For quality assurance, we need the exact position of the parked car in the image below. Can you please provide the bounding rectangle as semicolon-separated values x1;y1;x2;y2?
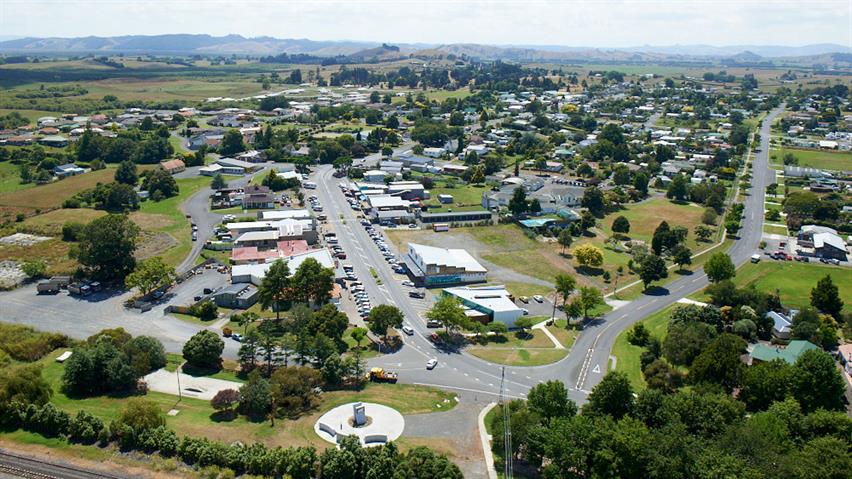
427;319;442;328
401;280;414;287
409;291;426;299
532;295;544;303
518;296;529;304
428;333;442;344
231;333;243;342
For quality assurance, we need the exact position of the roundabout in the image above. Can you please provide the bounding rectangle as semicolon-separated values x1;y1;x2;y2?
314;402;405;447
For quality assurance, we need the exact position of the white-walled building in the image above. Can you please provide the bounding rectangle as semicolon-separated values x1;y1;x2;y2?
443;285;524;327
404;243;487;286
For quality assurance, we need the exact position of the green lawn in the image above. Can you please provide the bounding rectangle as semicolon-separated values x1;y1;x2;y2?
773;147;851;171
466;327;569;366
600;198;707;252
610;305;675;390
0;161;32;194
137;175;212;266
723;261;852;311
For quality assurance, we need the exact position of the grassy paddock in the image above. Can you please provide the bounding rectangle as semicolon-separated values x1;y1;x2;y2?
610;305;675;390
772;146;851;171
727;261;852;311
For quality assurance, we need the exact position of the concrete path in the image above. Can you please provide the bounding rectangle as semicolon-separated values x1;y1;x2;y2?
533;319;565;349
143;369;243;401
478;403;498;479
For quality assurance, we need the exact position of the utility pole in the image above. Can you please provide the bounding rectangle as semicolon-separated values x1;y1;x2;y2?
500;367;513;479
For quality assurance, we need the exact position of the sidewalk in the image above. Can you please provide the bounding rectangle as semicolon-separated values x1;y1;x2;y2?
533;319;565;349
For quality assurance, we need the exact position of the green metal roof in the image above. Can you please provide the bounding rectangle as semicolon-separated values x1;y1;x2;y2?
751;340;818;364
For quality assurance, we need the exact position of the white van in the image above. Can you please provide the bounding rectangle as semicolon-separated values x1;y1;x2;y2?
303;181;317;189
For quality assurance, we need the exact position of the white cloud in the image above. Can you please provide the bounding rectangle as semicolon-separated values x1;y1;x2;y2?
1;0;849;47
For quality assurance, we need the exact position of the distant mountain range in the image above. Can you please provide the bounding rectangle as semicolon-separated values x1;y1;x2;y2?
0;34;849;63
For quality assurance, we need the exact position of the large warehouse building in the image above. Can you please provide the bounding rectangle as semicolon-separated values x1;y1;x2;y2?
404;243;487;286
443;285;524;327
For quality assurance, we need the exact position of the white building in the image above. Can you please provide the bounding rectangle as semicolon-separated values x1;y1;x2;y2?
231;249;337;285
443;285;524;327
423;147;446;158
404;243;487;286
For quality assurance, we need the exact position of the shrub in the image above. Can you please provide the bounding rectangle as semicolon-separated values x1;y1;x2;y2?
189;300;218;320
118;398;165;432
61;221;86;241
182;330;224;369
68;410;105;444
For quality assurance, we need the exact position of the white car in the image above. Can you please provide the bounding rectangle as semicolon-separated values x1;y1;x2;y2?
532;295;544;303
401;280;414;287
402;325;415;336
426;358;438;370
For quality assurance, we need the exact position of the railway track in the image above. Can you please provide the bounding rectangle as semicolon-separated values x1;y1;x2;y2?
0;450;125;479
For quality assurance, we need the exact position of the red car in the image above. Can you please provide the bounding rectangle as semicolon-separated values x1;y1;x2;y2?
429;333;442;344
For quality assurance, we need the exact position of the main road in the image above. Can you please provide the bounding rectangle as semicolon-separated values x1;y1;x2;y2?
314;105;783;402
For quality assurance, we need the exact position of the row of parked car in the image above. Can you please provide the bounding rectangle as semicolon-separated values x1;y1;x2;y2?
362;221;407;274
342;264;372;318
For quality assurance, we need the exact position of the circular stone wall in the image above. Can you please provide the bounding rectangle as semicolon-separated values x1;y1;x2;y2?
314;402;405;446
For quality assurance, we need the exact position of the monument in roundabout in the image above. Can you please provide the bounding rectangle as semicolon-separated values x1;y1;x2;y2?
314;402;405;447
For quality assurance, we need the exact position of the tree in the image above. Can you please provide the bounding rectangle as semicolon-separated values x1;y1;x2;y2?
695;224;714;242
427;295;468;333
220;129;246;156
739;359;792;411
611;215;630;235
701;208;718;225
633;172;649;196
0;364;52;406
210;389;240;417
663;321;717;366
576;286;604;319
182;330;224;369
574;244;604;268
643;359;684;393
269;366;322;418
792;349;846;413
239;370;270;420
104;183;139;211
114;160;138;186
705;252;735;283
527;380;576;421
141;169;179;199
810;275;843;319
394;447;463;479
290;258;335;306
508;186;528;216
666;174;689;201
671;245;692;271
211;173;227;190
651;221;676;255
581;187;606;217
77;214;139;281
124;256;176;296
583;371;634;419
349;327;368;349
118;398;165;432
368;305;404;342
257;259;291;321
554;274;576;314
689;333;746;392
639;254;668;290
21;260;47;279
557;228;573;255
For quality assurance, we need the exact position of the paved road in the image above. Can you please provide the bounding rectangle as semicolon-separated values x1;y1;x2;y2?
560;105;784;394
314;105;784;403
176;164;272;273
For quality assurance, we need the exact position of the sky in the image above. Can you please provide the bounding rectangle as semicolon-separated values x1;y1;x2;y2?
1;0;850;48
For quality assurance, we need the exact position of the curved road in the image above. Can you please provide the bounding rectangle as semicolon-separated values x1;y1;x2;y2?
317;105;783;403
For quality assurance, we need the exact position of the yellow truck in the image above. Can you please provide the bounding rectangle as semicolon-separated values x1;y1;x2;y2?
367;367;398;383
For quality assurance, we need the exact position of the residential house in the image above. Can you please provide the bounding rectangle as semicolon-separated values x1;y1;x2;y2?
159;159;186;175
750;340;818;365
53;163;86;178
241;185;275;209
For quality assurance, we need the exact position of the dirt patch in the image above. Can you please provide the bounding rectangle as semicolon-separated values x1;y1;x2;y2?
129;212;175;230
135;232;178;260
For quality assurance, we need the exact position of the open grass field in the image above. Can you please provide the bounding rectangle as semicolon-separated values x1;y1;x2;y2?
726;261;852;311
136;175;212;266
546;319;578;349
611;305;674;390
0;161;33;194
771;146;852;171
0;167;117;217
34;349;456;451
600;197;707;252
0;108;66;124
